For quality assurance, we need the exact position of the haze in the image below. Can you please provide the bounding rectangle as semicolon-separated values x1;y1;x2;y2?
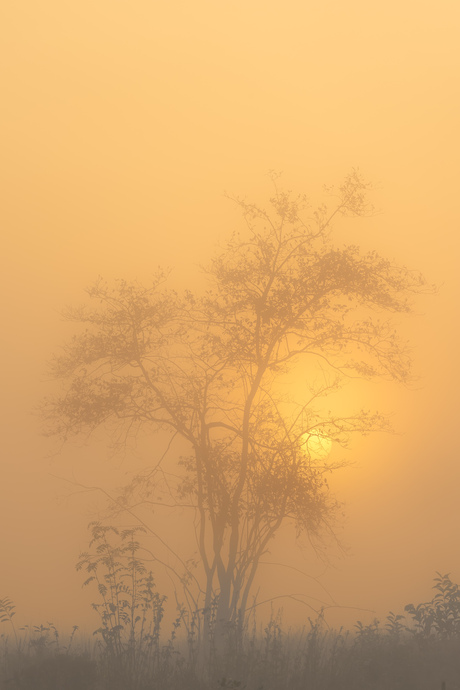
1;0;459;634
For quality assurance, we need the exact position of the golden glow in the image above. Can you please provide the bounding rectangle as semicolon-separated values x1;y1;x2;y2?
301;431;333;460
0;0;459;636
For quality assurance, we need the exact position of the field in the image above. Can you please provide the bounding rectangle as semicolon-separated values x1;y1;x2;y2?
1;573;459;690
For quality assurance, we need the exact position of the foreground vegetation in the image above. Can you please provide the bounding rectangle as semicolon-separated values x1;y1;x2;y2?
1;554;460;690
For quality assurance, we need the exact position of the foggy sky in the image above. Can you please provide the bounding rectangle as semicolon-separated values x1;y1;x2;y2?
1;0;459;633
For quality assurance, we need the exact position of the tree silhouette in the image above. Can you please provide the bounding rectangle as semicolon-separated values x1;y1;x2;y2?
44;171;427;638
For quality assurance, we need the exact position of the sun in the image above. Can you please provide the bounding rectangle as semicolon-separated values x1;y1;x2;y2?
301;431;332;460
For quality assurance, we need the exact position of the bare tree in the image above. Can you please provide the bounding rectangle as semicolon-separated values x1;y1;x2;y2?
43;171;427;639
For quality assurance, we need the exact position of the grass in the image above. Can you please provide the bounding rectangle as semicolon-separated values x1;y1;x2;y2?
0;613;459;689
1;526;459;689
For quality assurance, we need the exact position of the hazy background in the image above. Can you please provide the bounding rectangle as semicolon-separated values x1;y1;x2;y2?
1;0;459;633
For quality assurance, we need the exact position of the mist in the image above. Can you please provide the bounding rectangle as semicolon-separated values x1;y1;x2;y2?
1;1;460;687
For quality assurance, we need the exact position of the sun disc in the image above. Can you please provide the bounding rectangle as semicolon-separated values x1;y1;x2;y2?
301;431;332;460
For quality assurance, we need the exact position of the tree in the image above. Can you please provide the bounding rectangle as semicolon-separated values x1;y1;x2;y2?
43;171;427;639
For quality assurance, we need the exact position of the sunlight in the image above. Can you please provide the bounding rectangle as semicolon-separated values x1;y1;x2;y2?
301;431;332;460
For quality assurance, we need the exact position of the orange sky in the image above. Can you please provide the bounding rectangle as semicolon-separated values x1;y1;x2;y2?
1;0;459;634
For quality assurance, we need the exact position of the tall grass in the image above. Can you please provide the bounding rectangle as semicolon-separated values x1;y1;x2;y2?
1;526;459;690
1;612;458;689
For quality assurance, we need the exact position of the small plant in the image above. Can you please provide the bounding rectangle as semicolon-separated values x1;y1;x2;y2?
0;597;18;646
354;618;380;644
405;572;460;639
76;522;170;689
385;611;406;638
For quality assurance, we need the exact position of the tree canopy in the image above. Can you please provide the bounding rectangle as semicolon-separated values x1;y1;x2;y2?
44;171;427;635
